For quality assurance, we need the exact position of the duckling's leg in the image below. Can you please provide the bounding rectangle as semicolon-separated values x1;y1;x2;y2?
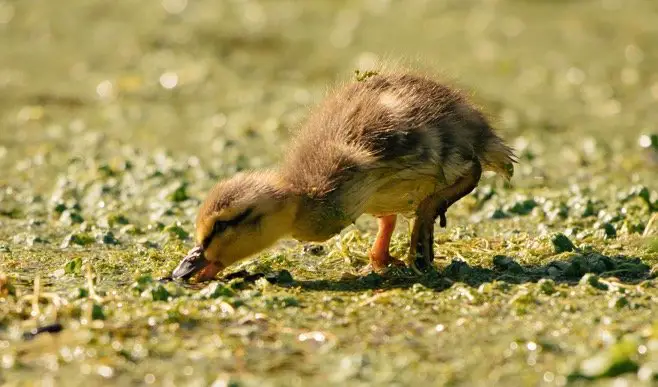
408;197;440;273
409;161;482;273
435;160;483;229
368;215;405;272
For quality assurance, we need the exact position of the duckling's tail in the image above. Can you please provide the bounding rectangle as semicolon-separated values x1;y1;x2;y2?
480;135;517;181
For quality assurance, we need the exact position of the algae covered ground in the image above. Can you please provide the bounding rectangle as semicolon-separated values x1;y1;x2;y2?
1;0;658;385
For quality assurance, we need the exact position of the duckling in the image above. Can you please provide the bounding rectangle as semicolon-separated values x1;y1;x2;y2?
172;71;516;281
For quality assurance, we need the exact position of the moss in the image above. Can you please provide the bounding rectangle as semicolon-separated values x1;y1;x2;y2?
197;282;235;299
64;257;83;274
573;336;641;379
1;1;658;385
551;233;576;253
166;183;190;203
354;69;379;82
164;224;190;240
61;232;96;248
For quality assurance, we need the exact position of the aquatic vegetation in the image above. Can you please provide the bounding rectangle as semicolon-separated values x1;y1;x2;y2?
1;0;658;385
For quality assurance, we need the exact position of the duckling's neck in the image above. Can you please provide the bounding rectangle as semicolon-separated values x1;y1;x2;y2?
280;169;380;242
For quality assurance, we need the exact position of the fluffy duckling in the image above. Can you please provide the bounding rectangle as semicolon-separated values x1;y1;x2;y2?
172;71;515;281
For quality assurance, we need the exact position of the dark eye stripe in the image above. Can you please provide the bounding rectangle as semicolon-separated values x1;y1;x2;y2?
228;208;253;226
202;208;254;248
245;214;263;226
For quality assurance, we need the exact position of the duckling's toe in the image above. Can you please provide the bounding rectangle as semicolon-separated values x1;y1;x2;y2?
359;259;407;276
438;209;447;228
369;250;401;269
410;259;437;275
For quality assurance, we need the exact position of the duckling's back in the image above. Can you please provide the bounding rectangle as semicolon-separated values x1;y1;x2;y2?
282;72;515;199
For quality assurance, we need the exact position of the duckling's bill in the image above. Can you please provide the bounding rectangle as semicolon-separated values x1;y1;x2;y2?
172;246;224;281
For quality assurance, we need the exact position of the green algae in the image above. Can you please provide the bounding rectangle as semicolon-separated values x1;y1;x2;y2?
1;0;658;386
551;233;576;253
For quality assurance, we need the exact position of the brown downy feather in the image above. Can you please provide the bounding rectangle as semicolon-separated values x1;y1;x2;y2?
179;68;518;278
480;134;517;181
282;69;516;197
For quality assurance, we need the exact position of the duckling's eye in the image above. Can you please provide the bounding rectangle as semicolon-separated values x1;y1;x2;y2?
202;208;254;248
213;221;228;234
202;221;227;248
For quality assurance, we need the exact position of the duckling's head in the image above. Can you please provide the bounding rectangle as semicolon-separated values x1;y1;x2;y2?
172;171;296;281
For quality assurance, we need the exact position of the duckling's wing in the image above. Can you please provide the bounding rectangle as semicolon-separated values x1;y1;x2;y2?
284;72;513;196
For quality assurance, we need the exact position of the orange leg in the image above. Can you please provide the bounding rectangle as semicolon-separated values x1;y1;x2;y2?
369;215;404;272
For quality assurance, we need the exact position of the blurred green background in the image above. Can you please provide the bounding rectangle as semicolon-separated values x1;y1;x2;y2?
1;0;658;386
2;0;657;183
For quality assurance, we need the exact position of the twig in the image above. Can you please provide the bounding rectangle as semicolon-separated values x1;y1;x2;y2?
643;213;658;237
85;263;104;303
32;276;40;318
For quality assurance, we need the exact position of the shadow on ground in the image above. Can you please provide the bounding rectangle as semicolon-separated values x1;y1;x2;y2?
291;251;653;292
